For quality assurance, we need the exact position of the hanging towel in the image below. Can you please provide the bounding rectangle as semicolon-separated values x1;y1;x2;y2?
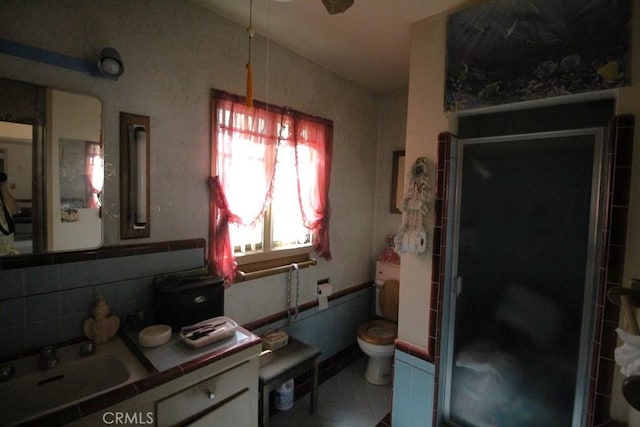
615;328;640;377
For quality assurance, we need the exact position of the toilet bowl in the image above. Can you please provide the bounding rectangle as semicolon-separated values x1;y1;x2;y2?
357;320;397;385
357;262;400;385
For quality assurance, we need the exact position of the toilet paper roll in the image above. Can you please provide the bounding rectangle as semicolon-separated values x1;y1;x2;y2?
398;229;428;253
408;230;419;252
413;229;427;253
317;283;333;311
401;232;409;251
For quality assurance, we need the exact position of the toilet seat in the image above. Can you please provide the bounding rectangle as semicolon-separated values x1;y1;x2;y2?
357;320;397;346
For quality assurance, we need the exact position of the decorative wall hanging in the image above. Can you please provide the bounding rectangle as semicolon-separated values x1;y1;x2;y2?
444;0;631;112
395;157;430;254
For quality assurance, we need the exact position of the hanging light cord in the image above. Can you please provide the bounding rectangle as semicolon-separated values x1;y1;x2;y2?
265;0;271;111
247;0;254;60
246;0;254;107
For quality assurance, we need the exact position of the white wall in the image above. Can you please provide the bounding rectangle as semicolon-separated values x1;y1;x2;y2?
374;89;408;256
399;12;452;350
0;0;389;326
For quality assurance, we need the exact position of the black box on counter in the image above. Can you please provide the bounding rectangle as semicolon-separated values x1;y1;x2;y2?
153;268;225;331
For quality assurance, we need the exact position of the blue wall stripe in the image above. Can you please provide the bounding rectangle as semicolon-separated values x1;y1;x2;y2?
0;38;111;79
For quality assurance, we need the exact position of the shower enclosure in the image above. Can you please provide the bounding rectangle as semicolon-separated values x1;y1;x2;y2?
440;128;604;427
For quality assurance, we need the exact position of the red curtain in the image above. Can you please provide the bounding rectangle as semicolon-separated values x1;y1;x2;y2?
209;90;332;284
214;96;280;227
292;116;332;260
85;142;103;208
208;176;238;285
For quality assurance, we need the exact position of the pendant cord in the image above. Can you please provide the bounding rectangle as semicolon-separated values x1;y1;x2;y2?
248;0;253;62
245;0;254;107
265;0;271;111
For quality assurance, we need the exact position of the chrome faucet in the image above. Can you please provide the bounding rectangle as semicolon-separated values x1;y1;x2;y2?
38;346;59;370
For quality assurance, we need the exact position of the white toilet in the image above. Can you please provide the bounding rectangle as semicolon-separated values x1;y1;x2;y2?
357;261;400;385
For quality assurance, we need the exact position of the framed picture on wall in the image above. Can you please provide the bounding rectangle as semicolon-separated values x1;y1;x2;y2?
390;150;405;214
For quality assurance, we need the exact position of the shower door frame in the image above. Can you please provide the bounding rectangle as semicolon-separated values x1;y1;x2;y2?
438;128;605;427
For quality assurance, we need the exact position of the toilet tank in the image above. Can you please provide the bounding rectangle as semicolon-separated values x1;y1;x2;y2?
376;261;400;282
374;261;400;317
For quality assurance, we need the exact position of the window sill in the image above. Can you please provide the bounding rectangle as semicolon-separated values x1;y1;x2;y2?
234;244;312;265
234;251;316;282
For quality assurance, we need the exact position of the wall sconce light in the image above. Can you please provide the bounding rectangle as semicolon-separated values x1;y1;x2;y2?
0;37;124;80
97;47;124;78
120;112;150;239
132;125;147;227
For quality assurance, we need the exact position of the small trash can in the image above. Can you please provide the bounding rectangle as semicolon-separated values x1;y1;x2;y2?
275;379;294;411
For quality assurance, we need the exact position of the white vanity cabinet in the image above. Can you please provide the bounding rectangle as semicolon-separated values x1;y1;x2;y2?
178;388;251;426
68;343;260;427
156;358;254;426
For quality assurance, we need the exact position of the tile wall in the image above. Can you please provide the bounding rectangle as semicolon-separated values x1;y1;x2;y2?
392;345;435;427
248;286;374;363
0;238;375;366
592;115;636;426
0;240;206;359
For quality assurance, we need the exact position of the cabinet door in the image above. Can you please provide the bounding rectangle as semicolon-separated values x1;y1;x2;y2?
157;361;251;426
186;390;251;427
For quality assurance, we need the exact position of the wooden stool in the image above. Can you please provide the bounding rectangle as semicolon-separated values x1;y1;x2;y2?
258;337;320;426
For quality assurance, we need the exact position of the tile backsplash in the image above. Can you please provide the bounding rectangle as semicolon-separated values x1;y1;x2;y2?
0;241;206;358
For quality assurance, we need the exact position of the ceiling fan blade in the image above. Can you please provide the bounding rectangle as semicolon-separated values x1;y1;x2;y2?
321;0;354;14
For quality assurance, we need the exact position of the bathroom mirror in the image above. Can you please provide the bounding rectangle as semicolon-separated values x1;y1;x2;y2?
0;77;103;256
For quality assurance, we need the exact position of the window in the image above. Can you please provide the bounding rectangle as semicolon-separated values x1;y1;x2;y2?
209;90;332;284
221;120;309;255
85;142;103;208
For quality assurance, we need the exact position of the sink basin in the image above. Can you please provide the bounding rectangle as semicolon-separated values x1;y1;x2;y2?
0;337;147;426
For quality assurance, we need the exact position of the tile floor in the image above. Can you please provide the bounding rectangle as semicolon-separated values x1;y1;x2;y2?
269;356;392;427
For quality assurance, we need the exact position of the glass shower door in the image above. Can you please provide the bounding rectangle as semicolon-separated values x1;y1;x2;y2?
444;129;603;427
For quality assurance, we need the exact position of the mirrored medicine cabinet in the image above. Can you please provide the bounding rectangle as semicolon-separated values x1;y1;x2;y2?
0;77;103;257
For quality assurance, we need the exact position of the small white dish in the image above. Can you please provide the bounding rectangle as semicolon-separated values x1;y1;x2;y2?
179;316;238;349
138;324;172;347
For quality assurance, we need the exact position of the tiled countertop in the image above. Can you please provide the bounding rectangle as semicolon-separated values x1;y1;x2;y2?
24;325;261;427
124;328;255;373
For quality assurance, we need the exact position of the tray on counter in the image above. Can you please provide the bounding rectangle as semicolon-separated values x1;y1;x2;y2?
178;316;238;349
